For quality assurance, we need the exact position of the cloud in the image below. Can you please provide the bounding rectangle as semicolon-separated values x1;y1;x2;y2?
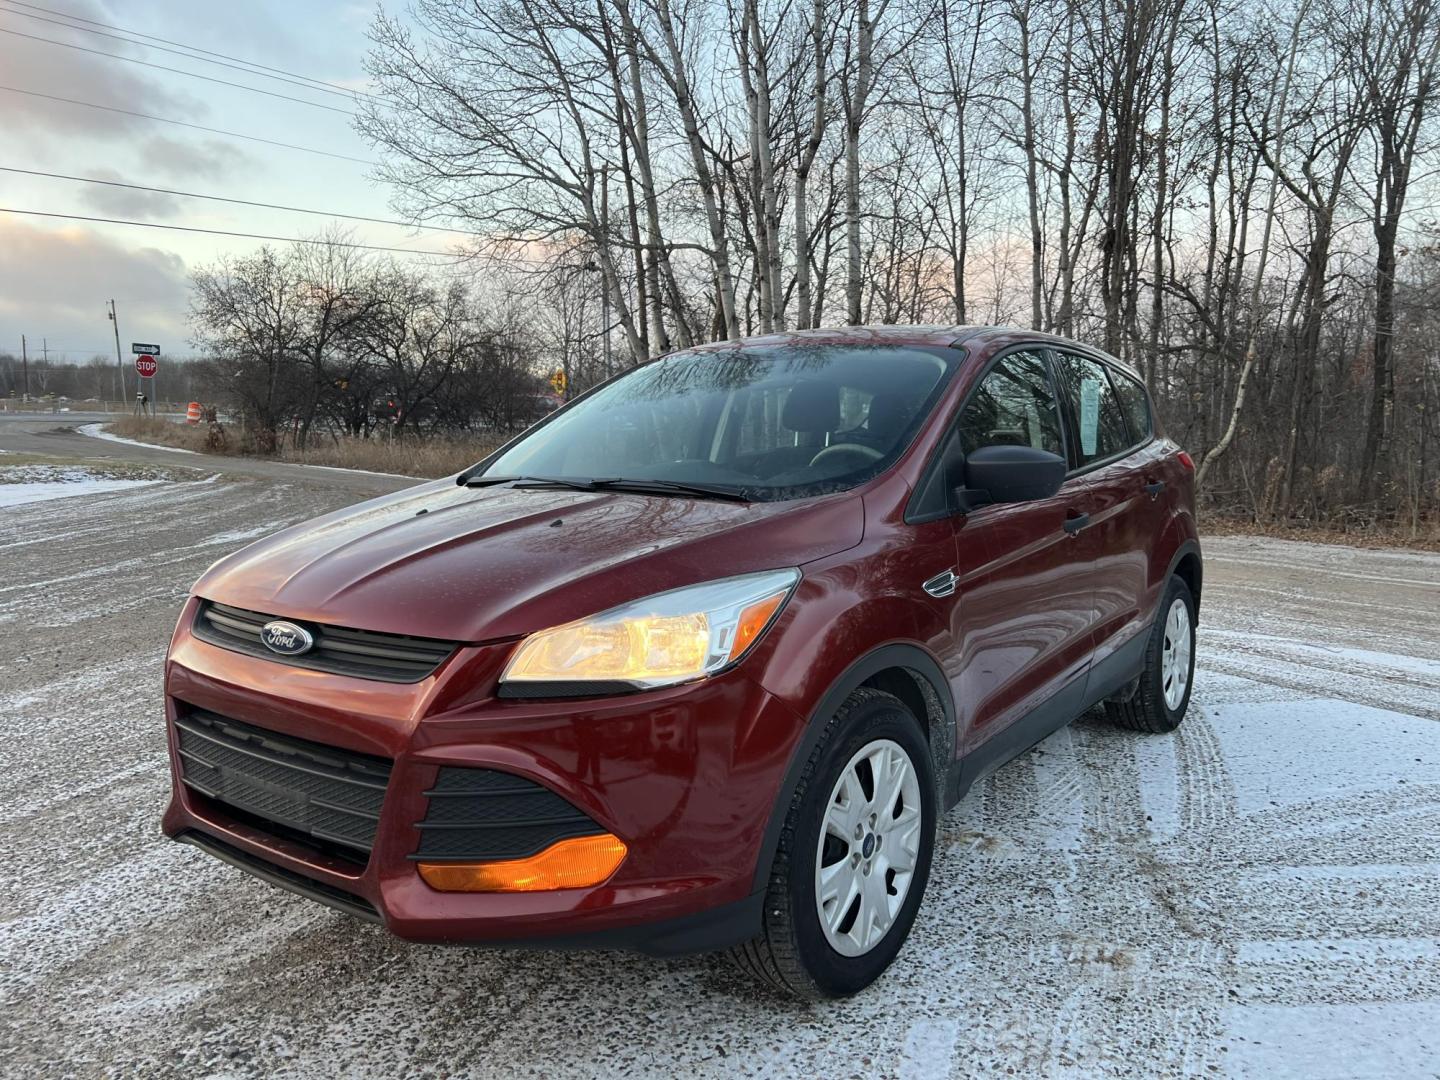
78;169;184;219
0;0;200;139
0;0;256;179
0;217;190;357
138;135;251;181
78;184;183;220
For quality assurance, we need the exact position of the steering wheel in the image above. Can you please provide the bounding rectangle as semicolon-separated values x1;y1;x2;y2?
808;443;884;472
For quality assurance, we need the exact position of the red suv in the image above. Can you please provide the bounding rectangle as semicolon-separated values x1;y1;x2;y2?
162;326;1200;998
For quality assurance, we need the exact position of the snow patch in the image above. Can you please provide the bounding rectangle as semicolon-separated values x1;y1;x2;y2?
1206;629;1440;680
1223;999;1440;1079
0;478;162;507
898;1018;961;1080
78;422;200;455
77;422;421;480
292;461;418;481
202;523;287;546
1204;697;1440;815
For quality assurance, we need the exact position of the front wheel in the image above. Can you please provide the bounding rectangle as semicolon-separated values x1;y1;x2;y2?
730;687;936;999
1105;575;1196;733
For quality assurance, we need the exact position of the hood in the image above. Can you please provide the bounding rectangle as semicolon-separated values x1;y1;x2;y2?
194;479;864;642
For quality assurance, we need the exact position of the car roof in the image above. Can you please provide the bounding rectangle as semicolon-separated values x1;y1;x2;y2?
681;325;979;352
678;325;1142;382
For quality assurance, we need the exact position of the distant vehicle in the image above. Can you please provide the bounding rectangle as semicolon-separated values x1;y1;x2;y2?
161;326;1200;998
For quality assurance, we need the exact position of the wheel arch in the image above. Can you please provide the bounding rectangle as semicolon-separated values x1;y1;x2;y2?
749;642;956;894
1166;538;1203;617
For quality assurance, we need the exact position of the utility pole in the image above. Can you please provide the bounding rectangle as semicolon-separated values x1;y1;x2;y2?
20;334;29;401
107;299;126;408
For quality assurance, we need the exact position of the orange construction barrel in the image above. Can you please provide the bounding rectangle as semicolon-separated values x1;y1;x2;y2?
186;402;202;424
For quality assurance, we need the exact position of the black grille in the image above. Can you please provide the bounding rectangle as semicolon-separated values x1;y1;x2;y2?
174;709;392;860
412;767;605;862
193;601;457;683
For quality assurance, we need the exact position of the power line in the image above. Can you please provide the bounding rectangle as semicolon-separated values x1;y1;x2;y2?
0;85;376;164
0;206;465;257
3;0;377;101
1;166;486;237
0;26;356;115
0;4;368;102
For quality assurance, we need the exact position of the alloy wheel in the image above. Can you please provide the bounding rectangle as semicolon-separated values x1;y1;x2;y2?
1161;596;1192;711
813;738;924;957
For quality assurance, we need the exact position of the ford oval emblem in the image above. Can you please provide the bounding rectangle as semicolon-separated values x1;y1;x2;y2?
260;619;315;656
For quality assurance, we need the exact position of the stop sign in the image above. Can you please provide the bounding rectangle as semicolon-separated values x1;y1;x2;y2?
135;354;158;378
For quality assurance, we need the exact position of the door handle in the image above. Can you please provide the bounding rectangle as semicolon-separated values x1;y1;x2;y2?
1063;512;1090;536
1144;480;1166;499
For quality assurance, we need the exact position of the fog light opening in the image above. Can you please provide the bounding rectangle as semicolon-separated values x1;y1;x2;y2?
417;833;628;892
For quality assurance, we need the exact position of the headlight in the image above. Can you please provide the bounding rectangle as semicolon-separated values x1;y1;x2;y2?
500;569;800;693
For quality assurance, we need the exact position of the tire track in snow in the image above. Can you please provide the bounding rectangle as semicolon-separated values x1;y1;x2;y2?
1173;709;1238;834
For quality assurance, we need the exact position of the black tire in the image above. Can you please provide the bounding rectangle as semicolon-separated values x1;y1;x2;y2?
730;687;936;999
1105;576;1196;733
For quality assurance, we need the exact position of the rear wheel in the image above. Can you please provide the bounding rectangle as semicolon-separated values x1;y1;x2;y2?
1105;575;1196;733
730;687;936;999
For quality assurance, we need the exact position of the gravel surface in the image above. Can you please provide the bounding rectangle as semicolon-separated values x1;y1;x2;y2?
2;424;1438;1079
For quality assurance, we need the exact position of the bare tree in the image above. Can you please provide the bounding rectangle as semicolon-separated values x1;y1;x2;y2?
1349;0;1440;500
1196;0;1313;489
190;246;305;449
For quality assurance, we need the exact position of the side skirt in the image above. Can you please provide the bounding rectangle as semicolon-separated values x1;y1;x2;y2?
943;628;1149;808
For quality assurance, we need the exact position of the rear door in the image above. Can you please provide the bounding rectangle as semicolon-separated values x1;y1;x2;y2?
943;348;1098;757
1048;351;1156;672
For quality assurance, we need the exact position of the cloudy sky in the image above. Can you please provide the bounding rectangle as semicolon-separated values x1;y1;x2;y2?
0;0;451;365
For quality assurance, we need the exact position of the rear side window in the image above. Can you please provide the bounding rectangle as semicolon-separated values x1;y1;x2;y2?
1054;353;1130;466
956;350;1065;458
1110;369;1152;444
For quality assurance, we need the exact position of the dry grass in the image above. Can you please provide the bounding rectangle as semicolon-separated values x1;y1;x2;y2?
274;435;496;478
1202;510;1440;552
107;416;212;452
102;417;497;479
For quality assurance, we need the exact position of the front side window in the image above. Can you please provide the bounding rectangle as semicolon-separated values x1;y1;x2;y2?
955;350;1065;457
474;344;960;501
1054;352;1130;466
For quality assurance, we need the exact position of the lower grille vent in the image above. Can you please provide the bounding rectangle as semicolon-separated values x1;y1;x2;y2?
412;767;605;861
175;710;392;859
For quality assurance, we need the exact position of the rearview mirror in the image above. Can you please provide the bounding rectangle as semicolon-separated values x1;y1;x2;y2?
955;445;1067;510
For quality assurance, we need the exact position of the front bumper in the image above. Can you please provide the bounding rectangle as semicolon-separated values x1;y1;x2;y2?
160;599;804;953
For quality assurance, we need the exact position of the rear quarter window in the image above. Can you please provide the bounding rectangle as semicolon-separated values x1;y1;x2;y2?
1110;369;1153;445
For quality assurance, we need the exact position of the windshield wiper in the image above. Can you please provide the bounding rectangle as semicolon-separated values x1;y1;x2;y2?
594;478;751;502
462;474;524;487
465;474;606;491
510;476;750;502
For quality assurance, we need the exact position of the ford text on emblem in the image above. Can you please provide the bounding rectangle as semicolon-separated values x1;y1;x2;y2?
260;620;315;656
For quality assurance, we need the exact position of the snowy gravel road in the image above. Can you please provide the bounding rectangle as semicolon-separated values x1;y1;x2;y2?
1;467;1438;1080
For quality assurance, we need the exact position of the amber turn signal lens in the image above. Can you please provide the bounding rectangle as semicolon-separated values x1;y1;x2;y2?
728;592;786;662
417;833;628;893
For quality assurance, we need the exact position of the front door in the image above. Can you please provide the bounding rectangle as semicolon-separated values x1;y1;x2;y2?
941;349;1098;760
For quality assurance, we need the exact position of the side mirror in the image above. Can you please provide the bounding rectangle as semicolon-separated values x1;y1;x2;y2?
955;445;1067;510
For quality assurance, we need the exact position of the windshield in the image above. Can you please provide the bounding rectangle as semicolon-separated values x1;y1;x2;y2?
472;343;962;501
